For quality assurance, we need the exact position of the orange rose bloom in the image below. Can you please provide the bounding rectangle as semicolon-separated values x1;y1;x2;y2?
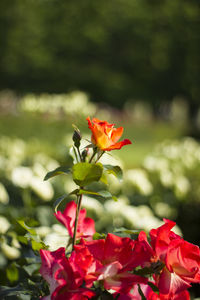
87;117;132;151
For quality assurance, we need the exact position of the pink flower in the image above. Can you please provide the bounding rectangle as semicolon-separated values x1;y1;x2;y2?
150;219;200;296
71;233;147;294
116;283;190;300
87;117;131;151
54;201;95;240
128;231;154;269
147;289;190;300
40;247;95;300
150;219;180;262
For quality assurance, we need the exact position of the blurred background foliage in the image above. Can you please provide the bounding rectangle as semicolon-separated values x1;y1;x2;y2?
0;0;200;119
0;93;200;298
0;0;200;298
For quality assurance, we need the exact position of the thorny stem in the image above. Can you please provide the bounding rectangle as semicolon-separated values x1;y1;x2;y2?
72;192;83;249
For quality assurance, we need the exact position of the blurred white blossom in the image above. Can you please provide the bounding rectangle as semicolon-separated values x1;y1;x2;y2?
174;176;190;198
1;242;21;260
11;166;33;188
0;216;10;234
20;91;97;118
124;169;153;196
0;182;9;204
104;198;162;232
30;176;54;201
82;196;104;217
44;224;70;251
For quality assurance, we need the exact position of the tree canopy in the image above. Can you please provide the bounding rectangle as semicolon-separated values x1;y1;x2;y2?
0;0;200;108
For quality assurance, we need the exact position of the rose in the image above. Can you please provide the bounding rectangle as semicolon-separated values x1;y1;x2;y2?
70;233;147;294
87;117;131;151
158;238;200;296
150;219;200;296
116;284;190;299
40;247;95;300
55;201;95;240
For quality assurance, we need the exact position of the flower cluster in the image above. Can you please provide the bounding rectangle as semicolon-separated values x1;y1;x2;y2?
39;117;200;299
40;201;200;299
20;91;96;118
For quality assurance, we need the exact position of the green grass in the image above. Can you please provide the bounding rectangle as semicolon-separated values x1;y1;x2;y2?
0;113;185;167
111;119;185;168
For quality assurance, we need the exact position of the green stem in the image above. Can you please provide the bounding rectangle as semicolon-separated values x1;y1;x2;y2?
72;192;83;249
73;146;79;163
95;150;105;163
89;147;97;163
77;147;82;162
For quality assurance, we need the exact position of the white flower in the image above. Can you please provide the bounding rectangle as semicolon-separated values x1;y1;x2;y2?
82;196;104;216
1;242;21;260
143;156;158;171
32;162;47;179
104;199;162;232
0;216;10;234
160;170;173;187
162;144;180;160
35;226;52;238
0;182;9;204
44;224;70;251
30;176;54;201
174;176;190;198
11;166;33;188
154;202;176;218
124;169;153;196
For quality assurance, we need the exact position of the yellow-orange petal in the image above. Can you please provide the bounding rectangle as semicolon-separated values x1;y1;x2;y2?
111;127;124;144
87;117;98;144
92;118;114;128
103;139;132;151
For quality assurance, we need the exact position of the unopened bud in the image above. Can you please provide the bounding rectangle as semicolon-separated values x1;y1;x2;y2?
72;129;82;148
81;149;88;161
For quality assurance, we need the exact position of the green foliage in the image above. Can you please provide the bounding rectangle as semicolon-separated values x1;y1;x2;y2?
0;111;200;297
0;0;200;107
103;165;123;181
72;162;103;186
18;220;47;251
0;285;31;298
53;194;70;213
44;166;71;181
6;263;19;283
